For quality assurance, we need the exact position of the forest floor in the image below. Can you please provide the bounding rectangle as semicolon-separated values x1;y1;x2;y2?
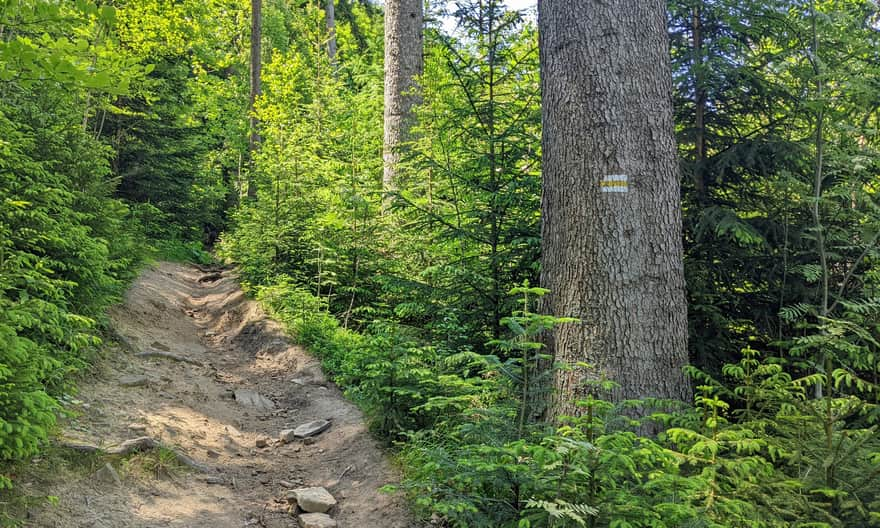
21;262;417;528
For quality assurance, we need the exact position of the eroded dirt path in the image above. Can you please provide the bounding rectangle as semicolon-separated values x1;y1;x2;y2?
30;262;415;528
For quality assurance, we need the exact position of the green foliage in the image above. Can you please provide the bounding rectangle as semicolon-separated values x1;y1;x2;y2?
218;1;387;324
670;0;880;372
392;0;541;346
0;0;146;489
256;278;497;440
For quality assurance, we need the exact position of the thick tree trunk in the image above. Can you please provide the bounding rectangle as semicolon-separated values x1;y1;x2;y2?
538;0;690;417
382;0;423;197
326;0;337;68
248;0;262;200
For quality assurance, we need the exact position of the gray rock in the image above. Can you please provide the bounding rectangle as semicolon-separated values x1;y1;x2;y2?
119;375;149;387
298;513;337;528
94;463;122;486
234;389;276;411
256;437;269;448
289;487;336;513
293;420;331;439
279;429;297;443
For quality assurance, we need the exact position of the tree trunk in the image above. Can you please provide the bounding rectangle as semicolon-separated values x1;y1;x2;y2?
538;0;690;417
248;0;262;200
692;3;707;201
382;0;423;197
326;0;337;69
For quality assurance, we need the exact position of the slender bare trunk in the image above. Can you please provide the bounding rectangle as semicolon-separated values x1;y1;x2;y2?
382;0;423;200
248;0;262;200
692;4;707;201
326;0;337;70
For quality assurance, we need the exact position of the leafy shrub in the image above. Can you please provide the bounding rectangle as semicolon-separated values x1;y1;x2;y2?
0;0;145;487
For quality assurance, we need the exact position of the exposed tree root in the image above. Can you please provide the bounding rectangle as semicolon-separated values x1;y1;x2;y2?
60;436;212;473
197;272;223;283
135;350;204;366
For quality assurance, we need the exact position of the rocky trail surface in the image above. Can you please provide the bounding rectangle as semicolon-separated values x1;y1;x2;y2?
27;263;416;528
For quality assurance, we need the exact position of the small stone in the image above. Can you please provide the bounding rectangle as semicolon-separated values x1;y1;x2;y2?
279;480;295;488
256;437;269;448
119;375;150;387
298;513;337;528
292;420;331;439
289;487;336;513
278;429;297;444
303;437;317;446
291;378;306;386
206;449;221;458
127;423;148;433
150;341;171;351
234;389;276;412
94;463;122;486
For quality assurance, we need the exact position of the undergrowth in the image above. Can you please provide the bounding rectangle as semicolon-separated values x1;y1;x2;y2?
254;277;880;528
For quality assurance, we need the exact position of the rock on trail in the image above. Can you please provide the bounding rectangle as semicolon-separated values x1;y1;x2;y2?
233;388;276;412
300;513;338;528
288;487;337;513
27;262;418;528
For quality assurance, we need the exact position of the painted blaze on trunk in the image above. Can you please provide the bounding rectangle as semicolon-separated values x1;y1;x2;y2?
538;0;691;418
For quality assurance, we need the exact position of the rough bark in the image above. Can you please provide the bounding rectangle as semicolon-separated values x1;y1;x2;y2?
382;0;423;196
248;0;262;200
326;0;337;69
538;0;691;417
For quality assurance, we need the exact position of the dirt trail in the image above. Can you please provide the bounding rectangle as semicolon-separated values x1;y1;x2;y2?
29;262;416;528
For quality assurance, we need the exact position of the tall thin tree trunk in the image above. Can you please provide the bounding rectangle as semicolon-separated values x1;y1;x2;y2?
326;0;337;70
248;0;262;200
382;0;423;200
539;0;691;417
692;3;707;201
